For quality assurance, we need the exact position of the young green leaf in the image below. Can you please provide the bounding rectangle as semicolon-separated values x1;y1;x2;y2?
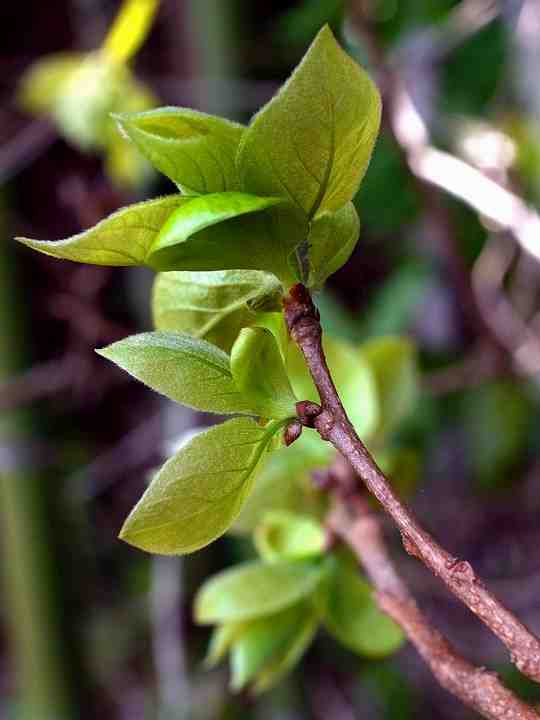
229;601;313;691
17;195;186;266
323;554;404;657
361;336;418;441
152;269;283;353
195;559;325;624
232;432;331;535
120;417;280;554
237;25;381;218
254;511;325;563
230;327;297;419
205;622;245;668
252;607;319;693
146;192;302;286
96;331;256;415
114;107;244;192
307;202;360;288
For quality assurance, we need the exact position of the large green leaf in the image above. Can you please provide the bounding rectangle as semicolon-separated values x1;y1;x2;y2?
287;336;379;440
146;191;304;285
229;601;314;691
17;195;186;266
230;327;297;420
152;269;282;353
237;25;381;218
361;336;418;441
307;202;359;288
323;554;404;657
120;417;280;554
254;511;325;563
96;331;255;415
195;559;325;624
114;107;244;192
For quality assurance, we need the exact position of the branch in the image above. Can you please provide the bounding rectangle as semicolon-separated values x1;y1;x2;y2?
284;283;540;684
327;493;538;720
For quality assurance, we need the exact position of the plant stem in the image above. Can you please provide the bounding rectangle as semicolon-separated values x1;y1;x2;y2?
284;283;540;685
326;482;538;720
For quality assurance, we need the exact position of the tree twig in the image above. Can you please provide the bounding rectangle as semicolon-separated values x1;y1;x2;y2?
284;283;540;684
327;492;538;720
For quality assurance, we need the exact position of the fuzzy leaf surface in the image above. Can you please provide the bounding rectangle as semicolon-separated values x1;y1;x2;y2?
195;560;325;624
231;327;297;419
115;107;244;192
237;25;381;218
120;417;278;554
17;195;186;266
152;269;282;352
97;331;255;415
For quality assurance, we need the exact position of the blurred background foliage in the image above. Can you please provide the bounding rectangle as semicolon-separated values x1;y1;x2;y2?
2;0;540;718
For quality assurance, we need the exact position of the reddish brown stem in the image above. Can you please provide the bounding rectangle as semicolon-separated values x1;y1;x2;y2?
328;497;538;720
284;283;540;684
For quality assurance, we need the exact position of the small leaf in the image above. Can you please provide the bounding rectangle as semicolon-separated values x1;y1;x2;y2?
237;25;381;218
232;432;332;535
252;607;318;693
307;202;360;288
97;331;255;415
102;0;159;65
254;511;325;562
195;560;325;624
18;53;84;115
361;336;418;441
205;622;245;668
17;195;186;266
120;417;280;554
229;602;313;691
152;269;283;352
323;553;404;657
115;107;244;192
287;336;379;440
231;327;297;419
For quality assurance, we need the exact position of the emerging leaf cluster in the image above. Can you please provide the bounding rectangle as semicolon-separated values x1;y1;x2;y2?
17;25;418;692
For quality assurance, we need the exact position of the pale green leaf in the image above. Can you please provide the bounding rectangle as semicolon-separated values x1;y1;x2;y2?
147;191;304;286
323;553;404;657
361;336;418;441
96;331;256;415
195;559;325;624
114;107;244;192
17;195;186;266
230;327;297;419
152;269;283;352
204;622;245;668
254;511;325;562
120;417;280;554
252;607;318;693
232;432;332;535
18;53;84;115
287;336;379;439
229;602;313;691
307;202;360;288
237;25;381;218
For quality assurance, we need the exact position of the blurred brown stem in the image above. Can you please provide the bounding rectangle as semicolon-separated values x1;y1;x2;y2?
327;489;538;720
284;283;540;686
